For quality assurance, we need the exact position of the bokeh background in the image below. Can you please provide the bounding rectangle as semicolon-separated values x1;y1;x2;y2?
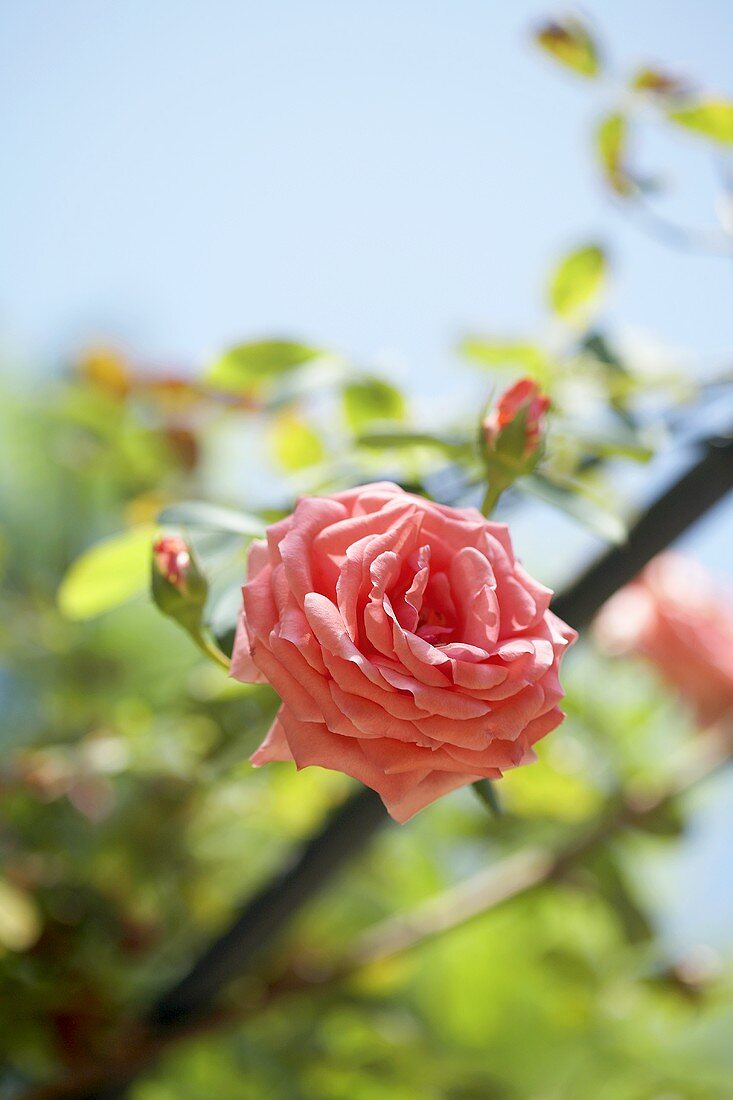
3;2;733;1097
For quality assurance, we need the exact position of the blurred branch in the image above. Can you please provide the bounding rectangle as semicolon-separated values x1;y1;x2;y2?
149;787;387;1028
24;431;733;1100
552;433;733;630
342;724;732;970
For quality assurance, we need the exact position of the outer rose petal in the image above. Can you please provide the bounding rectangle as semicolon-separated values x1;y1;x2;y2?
230;608;265;684
235;481;577;821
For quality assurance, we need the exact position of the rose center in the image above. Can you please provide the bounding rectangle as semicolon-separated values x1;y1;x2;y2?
416;603;454;644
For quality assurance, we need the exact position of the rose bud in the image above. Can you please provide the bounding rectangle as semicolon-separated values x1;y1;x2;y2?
151;535;208;630
153;535;191;591
482;378;550;475
594;552;733;730
231;482;576;822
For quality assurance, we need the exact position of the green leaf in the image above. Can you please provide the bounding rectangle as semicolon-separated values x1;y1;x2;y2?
534;17;600;78
0;878;42;952
548;245;607;321
357;427;470;456
595;113;633;196
58;525;155;620
458;338;550;379
157;501;266;537
521;473;627;544
581;332;629;375
472;779;503;817
342;377;406;432
668;99;733;144
270;413;325;471
205;340;322;393
566;425;653;463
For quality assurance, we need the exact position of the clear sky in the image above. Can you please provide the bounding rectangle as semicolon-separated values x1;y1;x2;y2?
3;0;733;951
2;0;733;383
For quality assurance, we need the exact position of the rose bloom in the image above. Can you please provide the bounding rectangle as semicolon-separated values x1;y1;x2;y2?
594;552;733;728
482;378;550;460
232;483;576;821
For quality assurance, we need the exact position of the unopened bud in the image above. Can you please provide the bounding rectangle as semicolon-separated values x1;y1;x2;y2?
153;535;191;592
482;378;550;475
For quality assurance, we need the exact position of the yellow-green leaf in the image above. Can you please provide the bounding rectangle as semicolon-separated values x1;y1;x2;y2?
631;67;686;97
58;525;155;620
596;113;633;196
0;879;42;952
534;17;600;78
668;99;733;144
342;377;406;432
206;340;322;394
458;338;552;381
269;413;325;472
548;245;607;321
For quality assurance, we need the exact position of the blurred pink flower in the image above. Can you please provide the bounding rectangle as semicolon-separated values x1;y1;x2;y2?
594;552;733;727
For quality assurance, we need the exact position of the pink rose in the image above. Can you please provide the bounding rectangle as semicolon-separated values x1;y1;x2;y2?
594;552;733;728
482;378;550;463
232;482;576;821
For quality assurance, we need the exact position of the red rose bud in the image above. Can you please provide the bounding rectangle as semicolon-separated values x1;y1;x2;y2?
151;535;228;669
153;535;191;592
483;379;550;462
151;534;208;630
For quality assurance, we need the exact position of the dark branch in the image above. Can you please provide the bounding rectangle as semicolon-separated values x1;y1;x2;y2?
150;786;387;1028
553;434;733;631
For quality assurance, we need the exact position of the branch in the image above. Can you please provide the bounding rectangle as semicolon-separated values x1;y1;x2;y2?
552;434;733;631
150;786;386;1028
343;726;732;970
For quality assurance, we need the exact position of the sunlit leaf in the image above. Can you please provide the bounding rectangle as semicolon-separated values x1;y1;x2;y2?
0;879;41;952
668;99;733;144
357;427;470;456
631;67;687;98
205;340;322;393
57;525;155;620
562;420;654;462
342;377;406;432
595;113;634;196
458;338;550;379
521;473;626;544
548;245;607;321
157;501;266;537
77;345;131;399
534;16;600;78
270;412;325;471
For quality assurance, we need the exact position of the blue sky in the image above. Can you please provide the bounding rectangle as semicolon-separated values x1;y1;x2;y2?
3;0;733;951
2;0;733;382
